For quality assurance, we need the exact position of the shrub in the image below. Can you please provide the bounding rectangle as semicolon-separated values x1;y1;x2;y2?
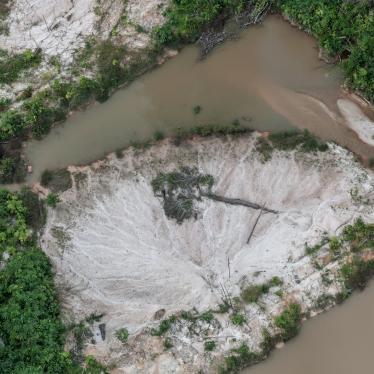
204;340;216;352
0;110;26;140
260;328;277;357
115;328;129;343
19;187;47;232
231;312;246;326
23;96;57;138
0;98;11;112
0;48;42;84
46;193;60;208
150;315;176;336
341;256;374;291
153;130;165;141
200;311;214;323
241;277;283;303
241;284;268;303
40;168;72;193
274;303;302;341
219;343;261;374
163;337;173;350
268;130;328;153
41;169;53;187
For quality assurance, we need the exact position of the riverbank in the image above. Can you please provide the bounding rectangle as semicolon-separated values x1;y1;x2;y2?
2;1;374;185
39;131;374;372
24;15;374;184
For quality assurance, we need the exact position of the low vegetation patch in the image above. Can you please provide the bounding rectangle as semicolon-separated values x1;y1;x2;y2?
256;130;328;161
115;328;129;343
341;256;374;291
241;277;283;303
219;343;261;374
150;315;177;336
274;303;302;341
41;168;72;193
0;48;42;84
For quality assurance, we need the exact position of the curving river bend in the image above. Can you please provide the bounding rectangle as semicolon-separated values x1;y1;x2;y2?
26;15;374;182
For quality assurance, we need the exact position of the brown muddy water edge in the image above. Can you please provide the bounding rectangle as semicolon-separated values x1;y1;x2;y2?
24;15;374;183
244;281;374;374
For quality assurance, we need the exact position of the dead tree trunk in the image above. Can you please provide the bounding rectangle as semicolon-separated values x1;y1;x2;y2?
201;192;279;214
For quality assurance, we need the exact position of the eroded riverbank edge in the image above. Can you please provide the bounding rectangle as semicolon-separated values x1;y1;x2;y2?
36;131;374;373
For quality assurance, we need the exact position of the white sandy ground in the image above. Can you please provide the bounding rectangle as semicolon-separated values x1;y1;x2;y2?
0;0;169;100
337;99;374;147
40;133;374;372
0;0;167;62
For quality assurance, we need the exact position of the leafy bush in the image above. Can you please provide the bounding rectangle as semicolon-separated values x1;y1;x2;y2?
163;337;173;349
153;0;249;46
150;315;177;336
40;168;72;193
274;303;302;341
241;277;283;303
153;130;165;141
0;110;25;140
46;193;60;208
241;284;269;303
204;340;216;351
219;343;261;374
0;48;42;84
152;167;214;223
115;328;129;343
231;312;246;326
341;256;374;291
200;310;215;323
268;130;328;152
0;98;11;112
18;187;46;232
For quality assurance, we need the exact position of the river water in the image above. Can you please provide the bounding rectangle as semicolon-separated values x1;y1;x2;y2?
25;15;374;181
244;281;374;374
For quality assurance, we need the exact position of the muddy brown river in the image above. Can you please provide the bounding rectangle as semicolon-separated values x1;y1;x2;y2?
25;15;374;181
244;282;374;374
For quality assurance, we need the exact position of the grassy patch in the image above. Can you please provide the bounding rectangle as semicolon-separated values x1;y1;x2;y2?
257;130;328;161
46;192;60;208
204;340;216;352
150;315;177;336
241;277;283;303
341;256;374;291
115;327;129;343
219;343;261;374
0;48;42;84
230;312;246;326
274;303;302;341
153;0;251;46
40;168;72;193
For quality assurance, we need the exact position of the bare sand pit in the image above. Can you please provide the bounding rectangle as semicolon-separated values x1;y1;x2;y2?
41;133;374;372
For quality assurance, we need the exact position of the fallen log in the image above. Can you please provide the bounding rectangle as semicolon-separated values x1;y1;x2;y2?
201;192;279;214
